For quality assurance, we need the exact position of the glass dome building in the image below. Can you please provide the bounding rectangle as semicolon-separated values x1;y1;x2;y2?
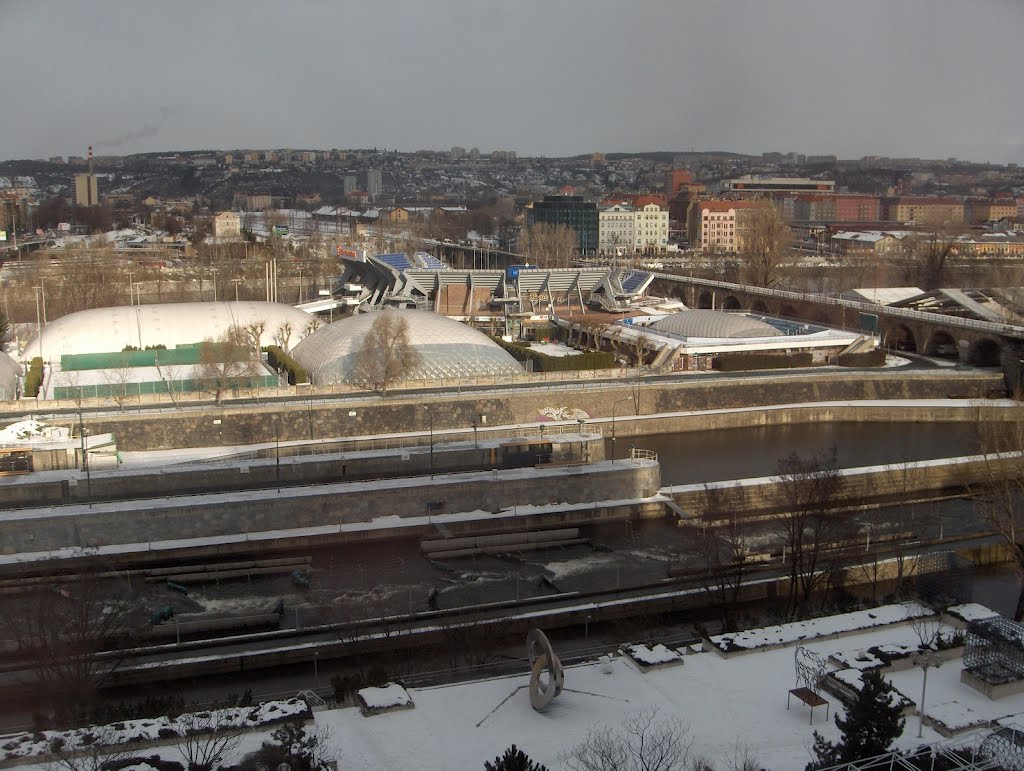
291;309;525;385
650;310;782;339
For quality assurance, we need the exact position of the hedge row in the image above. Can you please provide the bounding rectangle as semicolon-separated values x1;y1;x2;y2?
714;351;814;372
23;357;44;397
491;337;616;372
837;349;886;368
265;346;309;385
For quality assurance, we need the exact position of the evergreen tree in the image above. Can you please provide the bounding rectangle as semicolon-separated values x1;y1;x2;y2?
485;744;549;771
809;670;905;768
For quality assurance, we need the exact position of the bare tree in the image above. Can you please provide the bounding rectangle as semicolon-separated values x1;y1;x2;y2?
351;311;421;396
740;202;792;288
0;568;139;724
45;723;138;771
155;360;185;409
243;320;267;355
58;369;87;409
897;217;969;290
560;707;693;771
519;222;577;269
195;325;260;404
175;709;248;771
274;321;294;351
974;409;1024;619
689;482;753;631
773;448;845;620
102;354;134;411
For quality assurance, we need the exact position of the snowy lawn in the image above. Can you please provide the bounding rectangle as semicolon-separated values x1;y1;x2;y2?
12;618;1024;770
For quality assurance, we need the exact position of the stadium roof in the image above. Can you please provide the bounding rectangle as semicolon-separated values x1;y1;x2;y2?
23;302;319;361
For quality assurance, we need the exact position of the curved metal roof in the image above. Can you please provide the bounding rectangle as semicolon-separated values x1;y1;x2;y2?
23;302;319;360
651;310;782;339
292;309;524;385
0;352;21;400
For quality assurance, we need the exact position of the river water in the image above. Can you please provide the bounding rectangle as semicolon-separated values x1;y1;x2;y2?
618;421;982;486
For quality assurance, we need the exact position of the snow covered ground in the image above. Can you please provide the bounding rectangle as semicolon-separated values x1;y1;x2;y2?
10;611;1024;771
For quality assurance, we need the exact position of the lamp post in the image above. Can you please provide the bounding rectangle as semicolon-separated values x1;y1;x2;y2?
313;650;320;691
78;410;92;504
424;406;434;478
275;417;281;491
232;278;242;302
611;395;636;462
471;418;478;449
914;651;943;738
211;267;218;301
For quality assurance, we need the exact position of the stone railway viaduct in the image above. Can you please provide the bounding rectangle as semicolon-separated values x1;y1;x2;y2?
652;273;1024;386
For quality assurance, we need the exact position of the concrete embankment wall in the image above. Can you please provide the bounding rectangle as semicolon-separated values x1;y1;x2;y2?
63;370;1004;452
0;436;606;510
668;454;1021;517
0;460;661;557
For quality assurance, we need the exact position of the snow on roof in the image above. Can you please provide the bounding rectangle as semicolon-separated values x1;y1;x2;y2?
841;287;924;305
23;301;318;360
0;419;70;445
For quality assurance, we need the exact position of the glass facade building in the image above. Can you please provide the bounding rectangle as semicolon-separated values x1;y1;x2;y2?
527;195;599;254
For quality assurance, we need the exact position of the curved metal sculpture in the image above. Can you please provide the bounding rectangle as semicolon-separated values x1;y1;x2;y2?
527;628;564;711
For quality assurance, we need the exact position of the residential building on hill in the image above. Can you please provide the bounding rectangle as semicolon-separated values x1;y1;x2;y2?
885;197;965;224
722;175;835;193
213;211;241;239
792;194;880;223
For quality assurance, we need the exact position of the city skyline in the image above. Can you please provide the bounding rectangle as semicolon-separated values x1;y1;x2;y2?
3;0;1023;164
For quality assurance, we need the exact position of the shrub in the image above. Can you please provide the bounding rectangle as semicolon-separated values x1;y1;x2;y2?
714;351;814;372
23;357;44;397
265;346;309;385
485;745;549;771
837;349;886;367
491;337;616;372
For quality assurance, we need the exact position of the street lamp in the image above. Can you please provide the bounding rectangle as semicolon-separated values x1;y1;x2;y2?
914;651;943;738
611;395;636;462
78;410;92;505
423;405;434;478
232;278;242;302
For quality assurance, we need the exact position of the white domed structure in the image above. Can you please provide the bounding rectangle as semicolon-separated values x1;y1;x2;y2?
650;310;781;340
292;309;524;385
23;302;320;360
0;351;21;400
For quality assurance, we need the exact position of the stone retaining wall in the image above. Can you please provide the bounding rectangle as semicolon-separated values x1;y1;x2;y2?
59;370;1004;452
0;460;661;557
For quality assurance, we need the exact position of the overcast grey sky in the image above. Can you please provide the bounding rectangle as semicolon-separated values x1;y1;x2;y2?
3;0;1022;163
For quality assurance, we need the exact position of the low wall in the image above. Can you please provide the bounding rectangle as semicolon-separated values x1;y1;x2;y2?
668;454;1020;517
0;435;606;510
0;460;661;557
